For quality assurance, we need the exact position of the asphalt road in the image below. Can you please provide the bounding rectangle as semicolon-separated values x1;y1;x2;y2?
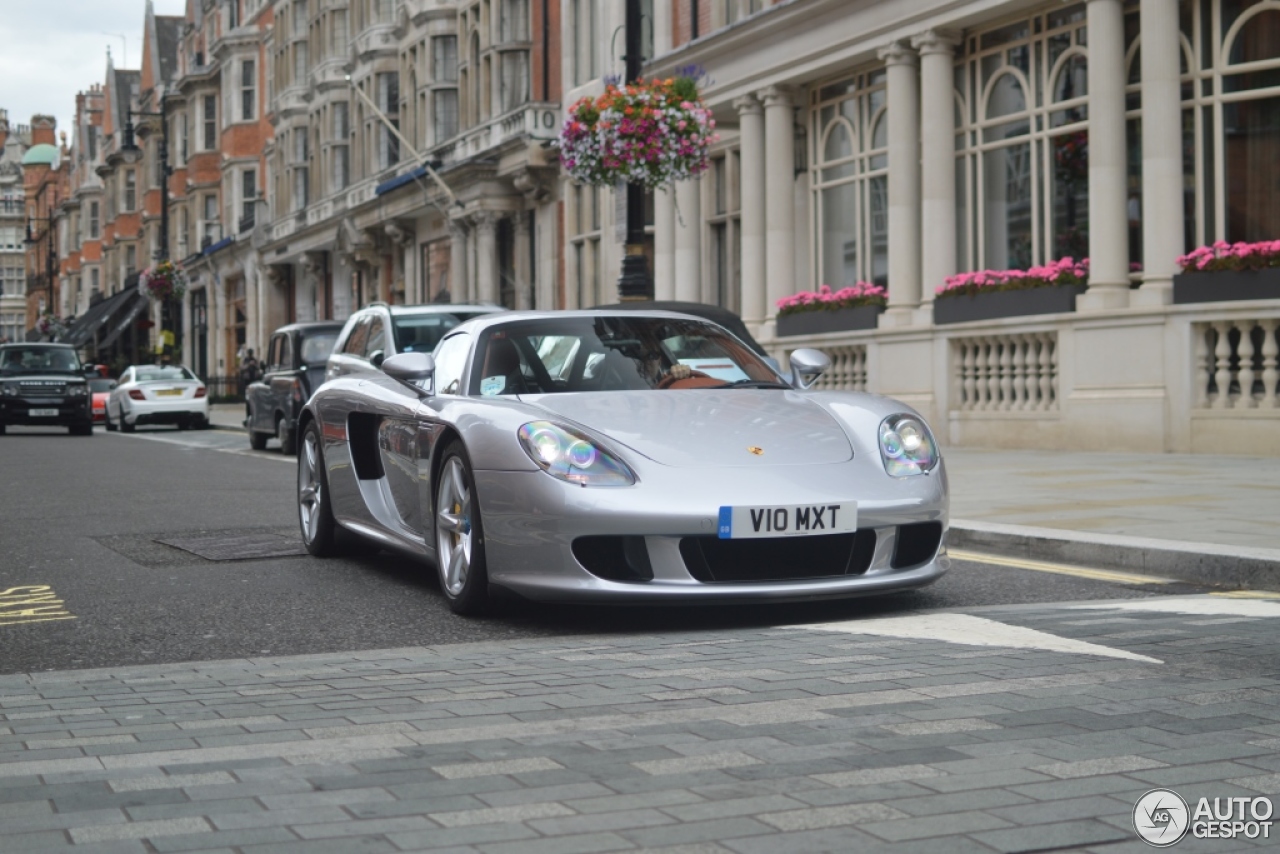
0;423;1206;676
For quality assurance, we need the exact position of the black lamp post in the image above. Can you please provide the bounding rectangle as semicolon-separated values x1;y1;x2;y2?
24;211;58;328
617;0;652;300
120;99;178;359
120;100;170;263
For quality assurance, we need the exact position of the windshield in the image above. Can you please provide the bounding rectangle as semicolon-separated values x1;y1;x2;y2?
300;332;339;364
0;347;81;374
134;366;197;383
470;316;782;396
391;313;468;354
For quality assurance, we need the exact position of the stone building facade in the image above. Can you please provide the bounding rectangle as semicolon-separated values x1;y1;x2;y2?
0;111;30;343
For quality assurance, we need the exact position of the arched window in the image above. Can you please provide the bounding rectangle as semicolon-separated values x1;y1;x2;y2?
811;71;889;288
1220;5;1280;242
957;6;1090;272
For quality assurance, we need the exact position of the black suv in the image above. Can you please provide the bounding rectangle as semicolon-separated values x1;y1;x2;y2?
0;343;96;436
246;321;344;455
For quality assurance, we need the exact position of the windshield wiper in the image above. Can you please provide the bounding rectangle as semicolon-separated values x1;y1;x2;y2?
716;379;792;390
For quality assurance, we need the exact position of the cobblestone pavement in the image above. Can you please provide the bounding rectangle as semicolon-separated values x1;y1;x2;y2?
3;595;1279;853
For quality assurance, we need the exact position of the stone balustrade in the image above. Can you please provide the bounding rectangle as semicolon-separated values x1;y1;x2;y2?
1196;317;1280;410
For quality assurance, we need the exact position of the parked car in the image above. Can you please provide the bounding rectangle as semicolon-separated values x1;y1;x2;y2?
105;364;209;432
0;343;96;435
88;377;117;424
297;309;948;615
246;321;344;454
325;303;506;382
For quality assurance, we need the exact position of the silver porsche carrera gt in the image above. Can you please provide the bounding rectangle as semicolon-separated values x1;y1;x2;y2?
296;310;949;614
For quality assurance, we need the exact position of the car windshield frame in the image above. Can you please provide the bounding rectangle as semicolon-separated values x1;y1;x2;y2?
391;310;494;355
467;316;785;397
299;332;340;365
0;347;82;375
133;366;198;383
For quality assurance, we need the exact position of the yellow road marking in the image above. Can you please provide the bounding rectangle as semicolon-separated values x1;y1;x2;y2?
1210;589;1280;599
0;585;76;626
947;549;1174;586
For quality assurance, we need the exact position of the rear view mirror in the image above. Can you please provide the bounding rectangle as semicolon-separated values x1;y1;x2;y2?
789;348;831;390
382;352;435;397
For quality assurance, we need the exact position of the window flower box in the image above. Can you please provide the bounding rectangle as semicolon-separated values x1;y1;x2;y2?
934;258;1088;325
934;284;1087;324
776;283;886;337
1173;240;1280;304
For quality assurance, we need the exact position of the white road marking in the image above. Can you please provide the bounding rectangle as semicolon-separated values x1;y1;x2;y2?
107;431;294;463
802;612;1162;663
1068;597;1280;618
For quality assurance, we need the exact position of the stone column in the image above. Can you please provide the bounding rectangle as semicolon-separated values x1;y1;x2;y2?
1134;0;1182;307
473;212;497;305
735;93;766;329
912;30;959;319
513;210;533;310
448;222;468;304
879;41;922;327
762;85;795;326
181;290;193;361
653;189;676;300
1080;0;1130;310
674;177;702;302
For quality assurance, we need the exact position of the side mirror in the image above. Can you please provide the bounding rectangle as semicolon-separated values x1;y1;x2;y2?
368;350;385;368
789;348;831;390
382;352;435;397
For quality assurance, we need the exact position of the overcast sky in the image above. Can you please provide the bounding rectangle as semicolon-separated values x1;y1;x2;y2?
0;0;187;143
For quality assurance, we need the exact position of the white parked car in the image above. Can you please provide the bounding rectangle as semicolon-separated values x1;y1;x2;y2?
106;364;210;432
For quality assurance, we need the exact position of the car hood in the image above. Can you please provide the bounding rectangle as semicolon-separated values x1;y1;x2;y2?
521;390;853;467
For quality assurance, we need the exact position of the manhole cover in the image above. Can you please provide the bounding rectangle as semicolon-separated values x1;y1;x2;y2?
156;532;307;561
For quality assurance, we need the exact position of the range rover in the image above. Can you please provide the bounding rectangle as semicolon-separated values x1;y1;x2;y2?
0;343;96;436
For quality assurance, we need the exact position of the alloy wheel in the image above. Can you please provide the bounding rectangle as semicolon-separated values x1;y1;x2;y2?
435;456;473;597
298;429;324;544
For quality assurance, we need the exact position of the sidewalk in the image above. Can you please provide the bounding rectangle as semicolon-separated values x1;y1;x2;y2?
209;403;1280;588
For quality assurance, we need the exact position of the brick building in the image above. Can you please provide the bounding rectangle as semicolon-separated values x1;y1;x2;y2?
0;111;31;343
20;116;68;336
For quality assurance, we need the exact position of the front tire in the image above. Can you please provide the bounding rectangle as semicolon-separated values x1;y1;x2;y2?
277;416;297;456
435;442;489;615
298;419;339;557
249;429;269;450
104;405;118;431
120;408;136;433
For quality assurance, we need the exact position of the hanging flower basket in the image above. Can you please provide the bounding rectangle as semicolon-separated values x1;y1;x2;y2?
138;260;189;301
776;283;887;336
934;257;1089;325
559;69;719;189
35;313;68;341
1173;240;1280;304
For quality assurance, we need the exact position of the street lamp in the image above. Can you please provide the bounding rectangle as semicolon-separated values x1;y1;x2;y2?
119;100;170;263
24;212;57;327
617;0;652;300
120;100;178;360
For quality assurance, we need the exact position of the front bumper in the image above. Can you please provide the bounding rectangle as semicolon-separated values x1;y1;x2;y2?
121;396;210;426
0;397;92;427
470;459;950;604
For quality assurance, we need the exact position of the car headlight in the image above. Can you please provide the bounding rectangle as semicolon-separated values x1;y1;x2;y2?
1;384;13;396
879;414;939;477
517;421;635;487
68;384;88;397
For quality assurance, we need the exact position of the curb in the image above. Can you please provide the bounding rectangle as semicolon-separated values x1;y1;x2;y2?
949;519;1280;591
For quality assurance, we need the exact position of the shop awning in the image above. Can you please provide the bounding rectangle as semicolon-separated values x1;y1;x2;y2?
97;291;149;350
63;287;139;348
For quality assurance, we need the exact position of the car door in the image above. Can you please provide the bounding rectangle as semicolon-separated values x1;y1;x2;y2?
249;334;285;432
267;332;297;425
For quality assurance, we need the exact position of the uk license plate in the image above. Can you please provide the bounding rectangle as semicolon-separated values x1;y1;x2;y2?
28;408;58;417
717;502;857;539
155;388;183;397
